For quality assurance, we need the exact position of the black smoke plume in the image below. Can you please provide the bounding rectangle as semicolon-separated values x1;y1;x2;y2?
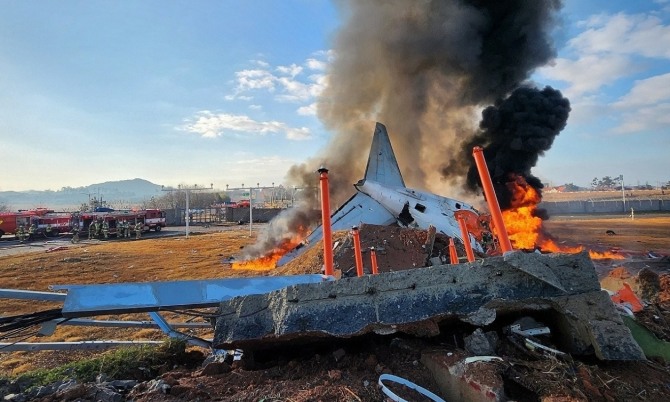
461;86;571;209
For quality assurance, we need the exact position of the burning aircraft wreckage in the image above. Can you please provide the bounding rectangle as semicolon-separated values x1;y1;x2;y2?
0;122;644;367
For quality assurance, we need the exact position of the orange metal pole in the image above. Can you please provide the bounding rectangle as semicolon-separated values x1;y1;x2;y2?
448;238;459;264
457;216;476;262
370;247;379;275
352;226;364;277
472;146;513;253
318;167;334;276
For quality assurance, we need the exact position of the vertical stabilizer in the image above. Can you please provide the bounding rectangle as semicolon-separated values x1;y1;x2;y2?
363;123;406;187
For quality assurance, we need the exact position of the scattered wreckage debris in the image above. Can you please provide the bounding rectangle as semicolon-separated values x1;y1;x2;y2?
598;263;670;364
1;226;670;401
0;275;327;351
213;251;644;361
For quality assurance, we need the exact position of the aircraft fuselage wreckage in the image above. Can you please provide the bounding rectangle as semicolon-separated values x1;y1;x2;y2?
278;122;493;266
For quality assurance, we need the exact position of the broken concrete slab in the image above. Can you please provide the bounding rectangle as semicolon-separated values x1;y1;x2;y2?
213;251;644;360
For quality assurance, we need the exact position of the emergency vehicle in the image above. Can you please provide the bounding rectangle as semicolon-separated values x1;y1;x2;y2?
80;209;166;238
35;212;73;237
0;209;53;238
0;208;166;239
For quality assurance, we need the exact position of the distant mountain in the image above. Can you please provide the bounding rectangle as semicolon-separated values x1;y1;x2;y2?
0;178;164;211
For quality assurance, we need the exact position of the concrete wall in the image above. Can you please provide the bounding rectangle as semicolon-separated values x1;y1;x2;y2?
163;207;282;225
540;199;669;215
227;207;282;223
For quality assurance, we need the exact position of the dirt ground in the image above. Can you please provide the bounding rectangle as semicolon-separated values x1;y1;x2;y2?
1;216;670;401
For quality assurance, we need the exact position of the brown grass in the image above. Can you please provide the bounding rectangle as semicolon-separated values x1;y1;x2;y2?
542;189;670;202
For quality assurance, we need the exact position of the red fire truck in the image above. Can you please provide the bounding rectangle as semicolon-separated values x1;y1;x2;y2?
79;209;166;238
0;209;55;238
0;208;166;239
35;212;73;237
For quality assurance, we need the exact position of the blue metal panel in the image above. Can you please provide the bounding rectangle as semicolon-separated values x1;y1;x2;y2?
53;274;328;317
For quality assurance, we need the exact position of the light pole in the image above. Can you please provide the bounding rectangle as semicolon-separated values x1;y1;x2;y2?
162;184;213;238
226;182;277;236
620;174;626;213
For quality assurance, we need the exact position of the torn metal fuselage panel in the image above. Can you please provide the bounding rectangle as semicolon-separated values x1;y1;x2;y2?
53;274;329;317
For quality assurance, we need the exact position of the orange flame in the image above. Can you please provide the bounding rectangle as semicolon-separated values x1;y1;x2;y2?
501;175;624;260
232;230;307;271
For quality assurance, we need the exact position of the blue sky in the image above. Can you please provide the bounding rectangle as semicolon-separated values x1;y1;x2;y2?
1;0;668;193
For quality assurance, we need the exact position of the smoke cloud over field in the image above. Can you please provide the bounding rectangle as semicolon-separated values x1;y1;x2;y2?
249;1;567;259
289;0;564;201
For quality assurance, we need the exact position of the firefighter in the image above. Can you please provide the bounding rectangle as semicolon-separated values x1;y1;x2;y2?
17;224;26;243
117;220;125;238
45;224;52;238
102;220;109;239
71;223;79;243
124;220;130;238
88;221;95;239
135;221;142;239
28;222;37;240
94;219;102;239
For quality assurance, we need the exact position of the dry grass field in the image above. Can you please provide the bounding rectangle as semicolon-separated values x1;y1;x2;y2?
542;188;670;202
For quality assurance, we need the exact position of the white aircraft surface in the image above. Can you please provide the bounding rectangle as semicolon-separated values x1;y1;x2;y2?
278;122;487;266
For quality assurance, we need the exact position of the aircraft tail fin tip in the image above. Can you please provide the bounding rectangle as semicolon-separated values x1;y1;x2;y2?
363;123;405;188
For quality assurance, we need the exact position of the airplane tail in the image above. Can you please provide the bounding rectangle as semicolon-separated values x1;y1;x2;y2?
362;123;406;188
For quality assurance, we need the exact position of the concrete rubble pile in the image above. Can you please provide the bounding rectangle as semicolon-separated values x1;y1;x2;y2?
331;223;464;275
214;247;644;361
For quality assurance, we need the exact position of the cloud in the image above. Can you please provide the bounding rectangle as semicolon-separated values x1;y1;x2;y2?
253;59;270;68
610;73;670;134
613;102;670;134
538;54;636;97
571;13;670;59
305;58;327;70
538;12;670;97
613;72;670;107
227;53;330;104
275;76;324;102
276;64;303;77
181;111;312;140
235;69;276;92
297;103;317;116
285;127;312;140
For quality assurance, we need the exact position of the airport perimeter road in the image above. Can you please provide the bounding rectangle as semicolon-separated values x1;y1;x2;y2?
0;223;268;258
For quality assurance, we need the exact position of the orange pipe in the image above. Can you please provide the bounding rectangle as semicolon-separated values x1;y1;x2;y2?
352;226;364;277
318;167;334;276
448;238;459;264
370;247;379;275
472;146;513;253
457;216;476;262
